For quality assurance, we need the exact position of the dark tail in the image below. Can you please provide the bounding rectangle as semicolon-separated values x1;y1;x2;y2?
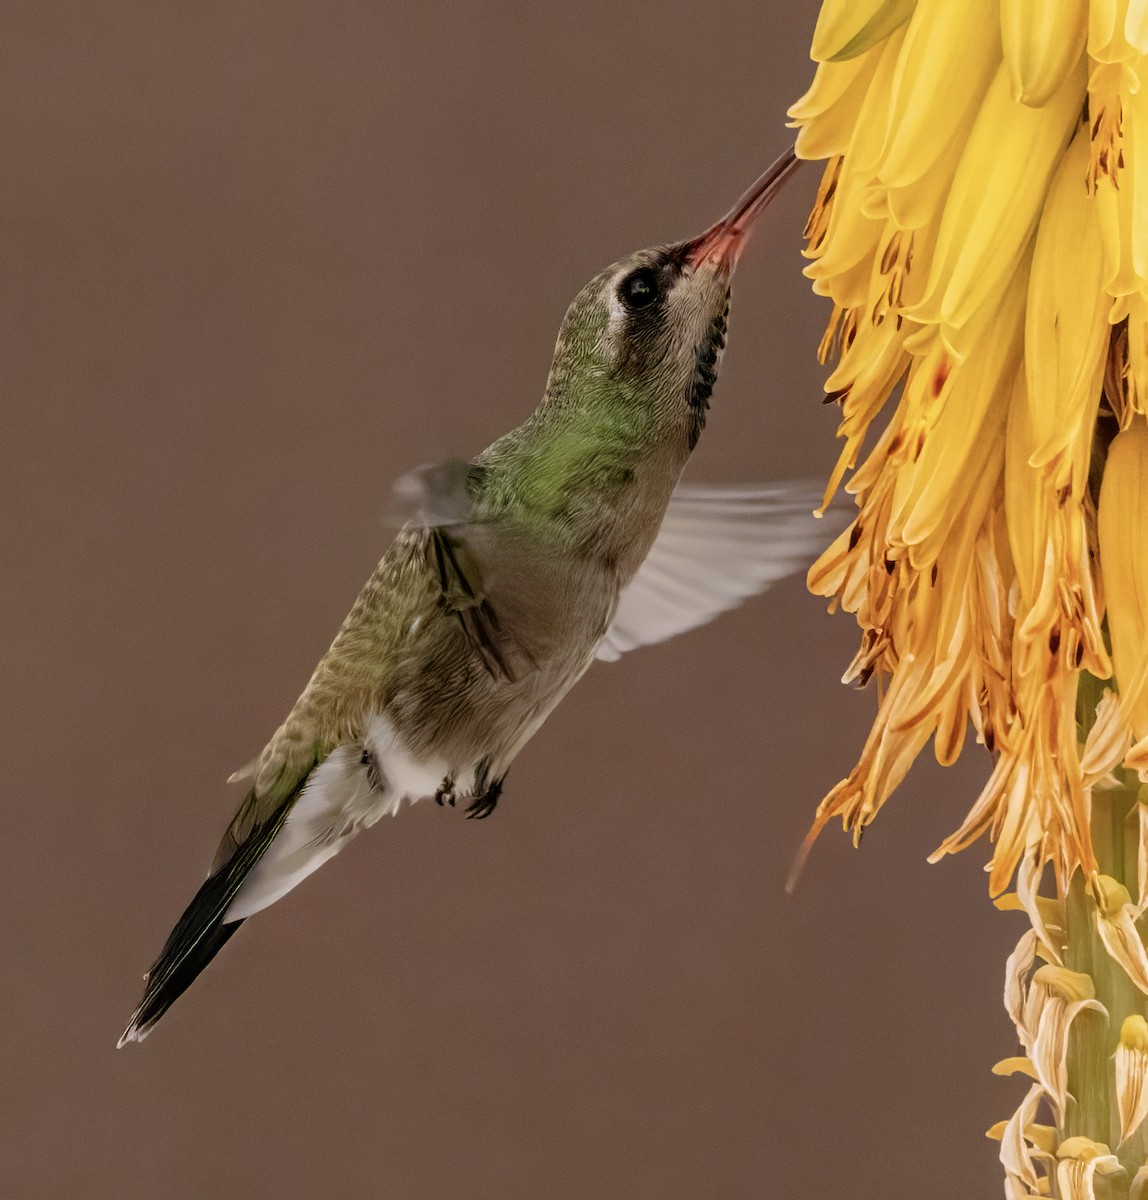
118;796;292;1046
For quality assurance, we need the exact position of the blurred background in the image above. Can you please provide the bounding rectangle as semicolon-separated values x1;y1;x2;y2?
2;3;1021;1197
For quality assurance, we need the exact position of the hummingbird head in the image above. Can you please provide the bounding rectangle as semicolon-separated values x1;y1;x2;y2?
543;149;800;451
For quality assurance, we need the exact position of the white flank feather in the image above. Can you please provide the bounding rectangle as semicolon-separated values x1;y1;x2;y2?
225;714;447;921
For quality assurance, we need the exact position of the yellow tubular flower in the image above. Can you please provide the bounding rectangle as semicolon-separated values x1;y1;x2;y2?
809;0;916;64
1099;421;1148;758
1117;1016;1148;1144
793;1;1148;1191
1055;1138;1124;1200
1001;0;1089;105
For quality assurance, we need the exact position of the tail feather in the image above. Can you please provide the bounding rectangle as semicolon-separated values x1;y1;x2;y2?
118;795;292;1046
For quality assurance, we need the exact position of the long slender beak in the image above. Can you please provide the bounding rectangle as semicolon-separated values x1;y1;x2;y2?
685;146;801;271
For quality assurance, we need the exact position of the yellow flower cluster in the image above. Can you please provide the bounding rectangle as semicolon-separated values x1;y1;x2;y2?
791;0;1148;898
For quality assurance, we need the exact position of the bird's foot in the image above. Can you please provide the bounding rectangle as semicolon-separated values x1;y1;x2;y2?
465;778;502;820
434;779;456;808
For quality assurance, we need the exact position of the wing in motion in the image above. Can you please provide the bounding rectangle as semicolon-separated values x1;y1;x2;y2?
597;480;834;661
396;458;533;681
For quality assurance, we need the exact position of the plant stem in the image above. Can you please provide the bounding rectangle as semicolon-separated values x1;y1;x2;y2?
1062;673;1148;1180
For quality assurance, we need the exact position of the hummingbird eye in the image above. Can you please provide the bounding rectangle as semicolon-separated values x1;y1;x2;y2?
618;268;660;310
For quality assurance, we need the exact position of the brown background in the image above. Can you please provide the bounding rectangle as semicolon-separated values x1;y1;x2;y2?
3;4;1020;1197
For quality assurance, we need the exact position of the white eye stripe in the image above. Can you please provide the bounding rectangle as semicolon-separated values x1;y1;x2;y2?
603;279;629;346
604;290;623;343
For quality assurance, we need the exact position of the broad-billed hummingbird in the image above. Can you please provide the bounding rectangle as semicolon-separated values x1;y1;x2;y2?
120;147;818;1044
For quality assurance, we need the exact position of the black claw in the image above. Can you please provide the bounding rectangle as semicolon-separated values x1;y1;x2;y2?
465;779;502;820
435;776;456;808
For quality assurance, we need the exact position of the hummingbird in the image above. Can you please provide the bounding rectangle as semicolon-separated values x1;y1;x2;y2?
119;146;820;1045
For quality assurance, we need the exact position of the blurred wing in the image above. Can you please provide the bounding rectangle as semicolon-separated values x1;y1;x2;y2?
386;458;475;528
597;481;834;661
390;457;533;682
